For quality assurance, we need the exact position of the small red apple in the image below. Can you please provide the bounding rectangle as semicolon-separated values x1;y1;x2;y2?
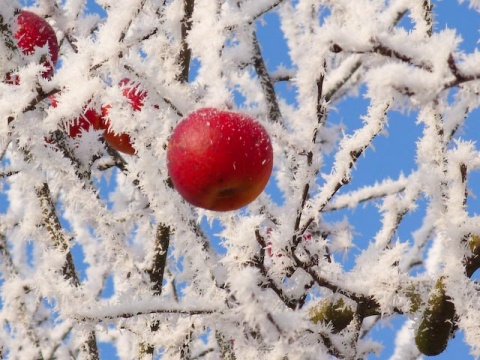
13;10;59;80
167;108;274;211
101;79;148;155
101;120;136;154
49;95;102;138
119;78;147;110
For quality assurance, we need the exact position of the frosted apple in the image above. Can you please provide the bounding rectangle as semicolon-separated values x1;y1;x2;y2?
167;108;273;211
49;95;102;138
119;78;147;111
101;78;147;155
14;10;59;79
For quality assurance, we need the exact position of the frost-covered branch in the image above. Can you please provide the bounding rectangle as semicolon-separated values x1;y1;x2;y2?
231;0;287;27
74;304;218;322
141;222;171;356
35;182;99;359
254;230;301;309
422;0;434;37
35;182;76;277
303;99;390;232
0;230;16;275
252;31;282;124
325;174;409;211
324;58;362;103
444;55;480;90
178;0;195;83
7;86;59;124
216;331;236;360
0;169;20;178
147;223;171;295
331;41;433;72
0;12;18;52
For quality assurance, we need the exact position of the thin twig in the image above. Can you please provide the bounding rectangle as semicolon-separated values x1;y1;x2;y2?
252;31;282;124
142;223;171;355
77;308;216;322
422;0;434;37
236;0;287;27
147;224;171;295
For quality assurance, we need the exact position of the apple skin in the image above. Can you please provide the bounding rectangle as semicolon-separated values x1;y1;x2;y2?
101;78;147;155
101;122;136;155
67;108;102;138
14;10;59;79
119;78;146;110
49;95;102;138
167;108;273;211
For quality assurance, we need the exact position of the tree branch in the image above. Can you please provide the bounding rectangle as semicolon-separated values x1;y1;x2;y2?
177;0;195;83
141;223;171;355
147;223;171;295
77;307;216;322
0;12;18;53
35;182;99;359
252;31;282;124
238;0;287;27
422;0;434;37
331;41;433;72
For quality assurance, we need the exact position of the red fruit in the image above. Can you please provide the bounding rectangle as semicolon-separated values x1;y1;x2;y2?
303;230;312;241
167;108;274;211
119;78;147;111
266;241;276;258
68;108;102;138
101;79;147;155
14;10;59;79
50;95;102;138
101;109;136;155
5;73;20;85
103;131;135;154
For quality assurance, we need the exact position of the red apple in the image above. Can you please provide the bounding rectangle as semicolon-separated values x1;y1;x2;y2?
13;10;59;80
167;108;273;211
119;78;147;110
49;95;102;138
101;79;147;155
68;107;102;138
101;119;136;155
